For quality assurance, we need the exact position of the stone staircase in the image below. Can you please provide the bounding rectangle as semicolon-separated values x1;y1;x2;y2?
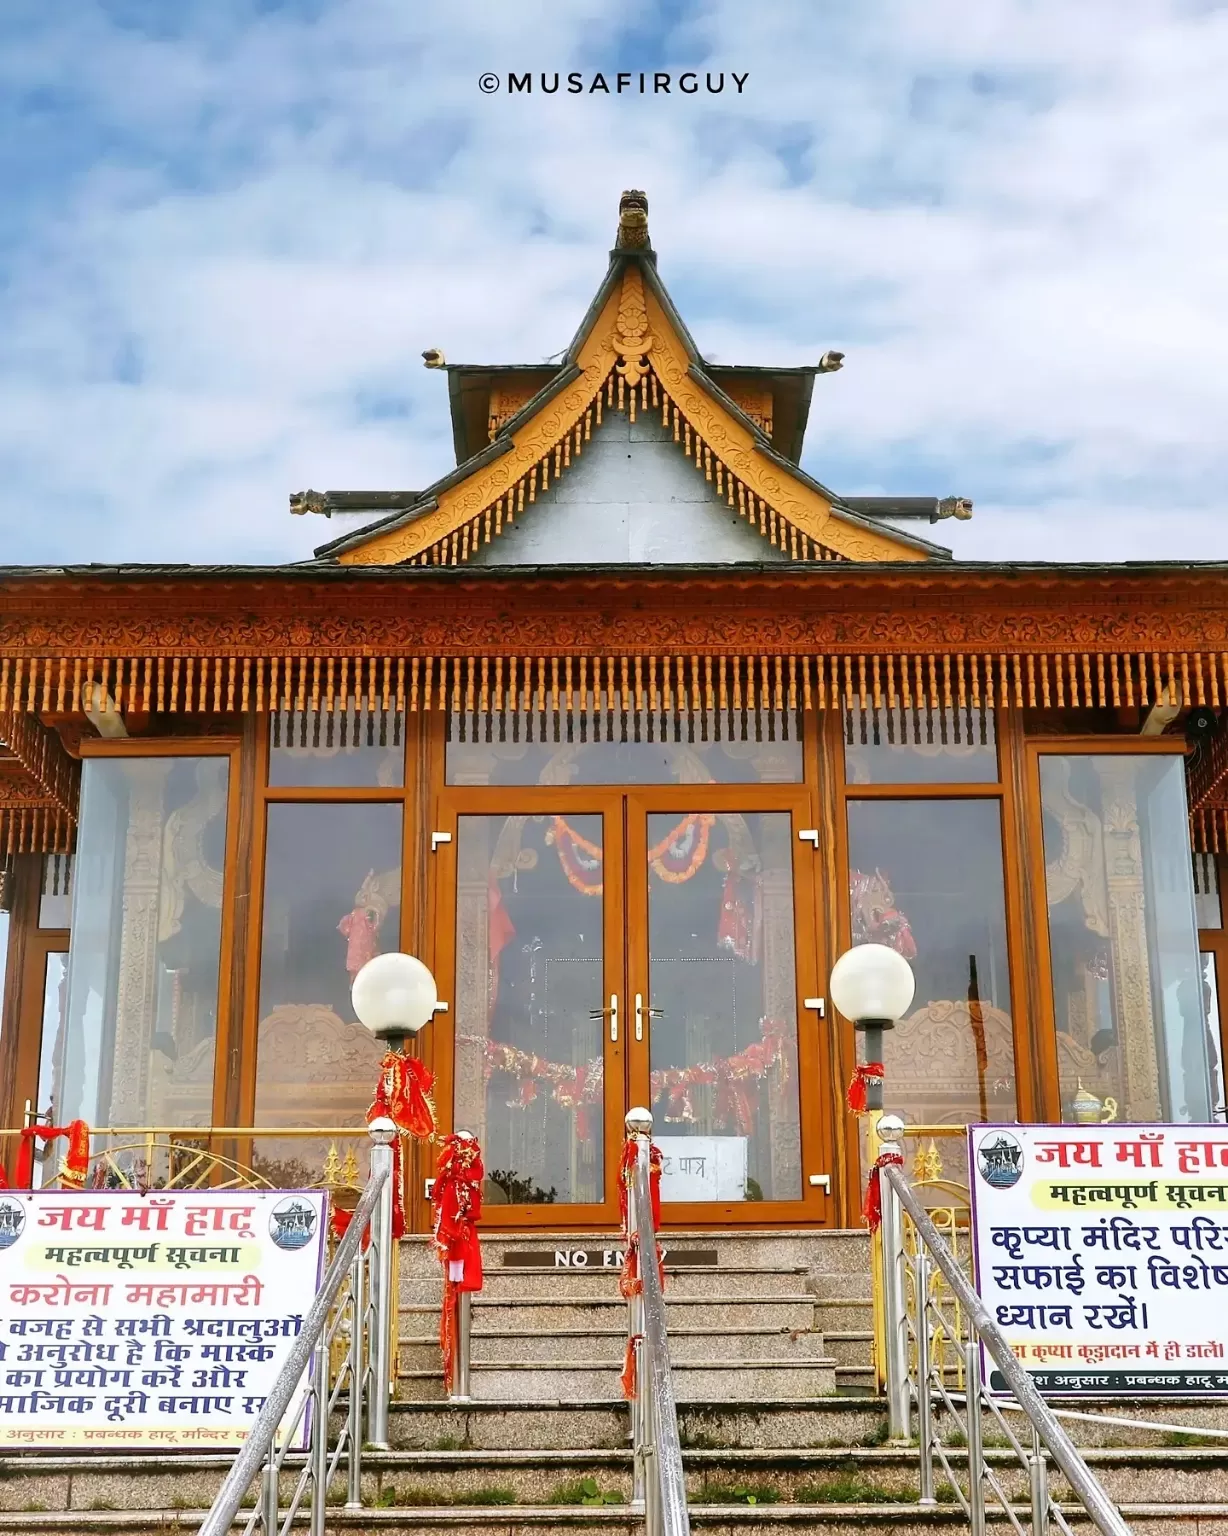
5;1228;1228;1532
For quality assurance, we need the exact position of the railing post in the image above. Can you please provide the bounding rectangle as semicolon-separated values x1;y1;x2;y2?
876;1116;910;1443
310;1319;330;1536
625;1111;650;1514
345;1245;364;1512
964;1340;987;1536
367;1117;397;1451
452;1289;473;1401
1029;1425;1050;1536
914;1249;936;1507
261;1458;278;1536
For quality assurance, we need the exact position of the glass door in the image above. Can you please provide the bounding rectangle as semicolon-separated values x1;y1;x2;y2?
626;791;830;1226
434;789;627;1227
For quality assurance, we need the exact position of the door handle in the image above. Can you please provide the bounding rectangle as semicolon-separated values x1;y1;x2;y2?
588;995;619;1042
634;994;664;1041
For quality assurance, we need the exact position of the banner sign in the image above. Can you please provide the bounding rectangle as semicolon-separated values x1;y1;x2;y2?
969;1125;1228;1395
0;1188;328;1447
656;1137;747;1202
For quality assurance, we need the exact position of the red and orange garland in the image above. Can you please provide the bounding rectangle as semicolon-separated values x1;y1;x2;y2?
476;1018;790;1140
618;1135;664;1401
548;813;716;896
430;1134;485;1393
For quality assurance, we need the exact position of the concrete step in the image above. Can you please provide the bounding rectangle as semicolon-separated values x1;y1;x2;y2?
396;1230;869;1280
401;1266;815;1305
400;1327;830;1370
6;1499;1228;1535
384;1396;887;1450
399;1358;839;1403
9;1445;1228;1515
417;1295;819;1332
822;1330;875;1370
814;1295;873;1332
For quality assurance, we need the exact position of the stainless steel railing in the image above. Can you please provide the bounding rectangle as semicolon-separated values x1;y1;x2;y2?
876;1118;1132;1536
626;1117;691;1536
197;1121;397;1536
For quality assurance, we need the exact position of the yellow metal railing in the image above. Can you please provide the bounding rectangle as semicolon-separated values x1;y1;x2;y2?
868;1123;972;1393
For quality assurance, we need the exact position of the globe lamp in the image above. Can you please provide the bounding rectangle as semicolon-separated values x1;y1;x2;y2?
829;943;916;1111
352;952;438;1054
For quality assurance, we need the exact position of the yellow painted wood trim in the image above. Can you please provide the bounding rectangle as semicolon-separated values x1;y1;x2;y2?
641;283;923;564
339;285;625;566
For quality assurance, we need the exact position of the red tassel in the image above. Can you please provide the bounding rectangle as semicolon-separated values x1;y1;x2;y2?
846;1062;884;1115
862;1149;904;1233
430;1134;485;1393
620;1335;640;1401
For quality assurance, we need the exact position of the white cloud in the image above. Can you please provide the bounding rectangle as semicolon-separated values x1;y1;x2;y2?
1;0;1227;566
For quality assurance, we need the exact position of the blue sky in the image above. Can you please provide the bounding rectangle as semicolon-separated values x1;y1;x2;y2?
2;0;1227;566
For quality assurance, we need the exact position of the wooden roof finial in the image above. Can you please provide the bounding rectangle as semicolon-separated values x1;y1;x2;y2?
616;189;650;250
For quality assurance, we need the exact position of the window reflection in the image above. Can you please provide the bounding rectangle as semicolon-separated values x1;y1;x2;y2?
269;707;404;788
61;756;229;1128
647;811;801;1202
846;799;1017;1130
39;855;73;929
253;803;402;1186
844;705;998;785
447;709;802;786
1195;853;1223;930
1203;954;1225;1122
33;952;68;1185
454;813;605;1205
1040;753;1211;1123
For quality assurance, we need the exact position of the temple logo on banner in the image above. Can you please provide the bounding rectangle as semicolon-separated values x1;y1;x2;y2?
969;1125;1228;1397
0;1189;328;1448
655;1137;747;1201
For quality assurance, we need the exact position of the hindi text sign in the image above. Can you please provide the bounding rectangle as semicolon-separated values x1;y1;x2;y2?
0;1189;327;1447
969;1125;1228;1395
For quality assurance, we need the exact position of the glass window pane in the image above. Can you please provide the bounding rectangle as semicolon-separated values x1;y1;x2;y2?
646;810;801;1203
845;704;998;785
455;812;605;1205
62;757;230;1128
32;952;68;1184
1195;853;1223;930
446;708;802;786
1040;753;1212;1123
268;706;404;788
1203;953;1225;1122
846;798;1017;1133
39;854;73;928
254;803;402;1184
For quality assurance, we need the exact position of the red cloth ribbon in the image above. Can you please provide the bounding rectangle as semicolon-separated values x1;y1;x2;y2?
862;1149;904;1233
366;1049;438;1242
431;1134;485;1393
13;1122;91;1189
845;1062;885;1115
617;1138;664;1400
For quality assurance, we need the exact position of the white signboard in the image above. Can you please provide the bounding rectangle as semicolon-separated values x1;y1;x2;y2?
656;1136;748;1202
969;1124;1228;1396
0;1188;328;1448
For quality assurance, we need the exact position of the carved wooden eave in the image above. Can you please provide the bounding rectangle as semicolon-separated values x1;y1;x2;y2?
317;259;942;568
0;709;78;854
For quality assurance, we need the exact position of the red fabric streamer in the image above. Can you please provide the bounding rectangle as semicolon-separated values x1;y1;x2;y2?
845;1062;885;1115
370;1049;438;1143
14;1122;90;1189
862;1149;904;1233
430;1134;485;1393
618;1137;665;1400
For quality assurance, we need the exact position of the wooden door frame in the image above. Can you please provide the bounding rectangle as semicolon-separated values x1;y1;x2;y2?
625;786;831;1229
1020;734;1192;1121
430;785;629;1229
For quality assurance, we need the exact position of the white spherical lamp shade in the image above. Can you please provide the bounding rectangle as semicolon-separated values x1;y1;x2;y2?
829;943;915;1024
352;952;438;1041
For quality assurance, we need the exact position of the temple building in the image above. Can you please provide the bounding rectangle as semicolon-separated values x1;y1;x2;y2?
2;190;1227;1229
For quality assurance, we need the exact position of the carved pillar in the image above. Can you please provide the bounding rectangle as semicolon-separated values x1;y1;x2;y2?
109;760;173;1126
1099;760;1163;1120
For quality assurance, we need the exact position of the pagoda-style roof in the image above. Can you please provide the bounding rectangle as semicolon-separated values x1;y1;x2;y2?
303;192;969;570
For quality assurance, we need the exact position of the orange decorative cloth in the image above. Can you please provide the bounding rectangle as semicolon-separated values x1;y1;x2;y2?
431;1134;485;1392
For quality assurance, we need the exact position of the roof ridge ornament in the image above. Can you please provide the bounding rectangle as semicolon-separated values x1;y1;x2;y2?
615;189;650;250
613;266;653;388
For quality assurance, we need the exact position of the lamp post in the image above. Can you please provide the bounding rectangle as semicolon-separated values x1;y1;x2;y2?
829;942;916;1113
